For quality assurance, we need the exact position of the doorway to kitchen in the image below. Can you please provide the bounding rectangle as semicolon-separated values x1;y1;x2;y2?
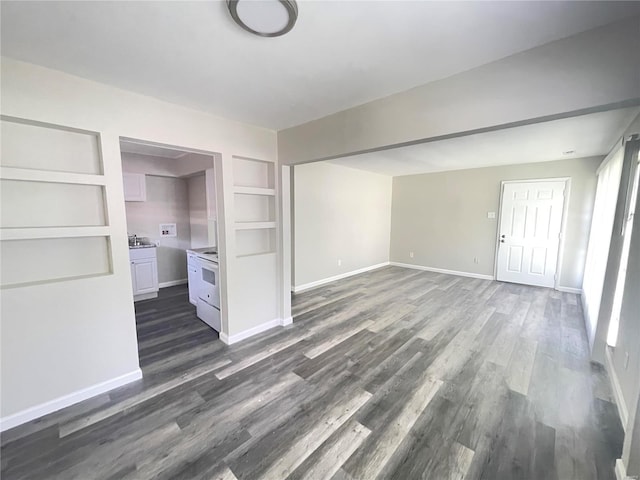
119;138;222;367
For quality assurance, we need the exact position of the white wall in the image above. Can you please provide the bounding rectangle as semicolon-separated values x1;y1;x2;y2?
122;153;213;281
124;175;191;285
390;157;601;290
188;174;209;249
294;162;392;289
0;57;278;426
120;152;178;177
174;153;214;177
120;151;214;177
278;17;640;164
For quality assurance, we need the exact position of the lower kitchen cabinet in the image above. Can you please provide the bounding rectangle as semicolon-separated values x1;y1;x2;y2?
130;247;158;301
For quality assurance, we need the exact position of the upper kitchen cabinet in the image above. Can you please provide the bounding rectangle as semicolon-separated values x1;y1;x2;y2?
123;172;146;201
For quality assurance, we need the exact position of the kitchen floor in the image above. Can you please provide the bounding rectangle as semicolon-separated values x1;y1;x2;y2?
0;267;624;479
135;284;219;368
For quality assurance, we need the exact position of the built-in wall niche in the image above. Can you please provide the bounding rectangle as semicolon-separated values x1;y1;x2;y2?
1;237;111;287
233;157;275;190
234;193;275;224
231;156;277;257
0;117;113;287
236;228;276;257
1;180;107;228
1;118;102;175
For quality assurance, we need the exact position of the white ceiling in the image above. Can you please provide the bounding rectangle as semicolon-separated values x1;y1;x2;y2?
2;1;639;130
329;108;640;177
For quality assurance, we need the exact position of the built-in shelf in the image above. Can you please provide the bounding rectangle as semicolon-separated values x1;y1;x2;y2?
236;251;277;259
0;166;107;186
234;221;276;230
0;226;111;241
235;227;275;257
1;118;114;289
232;156;277;257
233;157;275;190
234;186;275;196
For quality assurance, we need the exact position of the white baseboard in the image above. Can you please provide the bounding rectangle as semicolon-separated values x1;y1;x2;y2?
293;262;390;293
0;369;142;432
390;262;494;281
220;317;291;345
556;286;582;294
133;292;158;302
615;458;638;480
605;346;629;432
159;278;187;288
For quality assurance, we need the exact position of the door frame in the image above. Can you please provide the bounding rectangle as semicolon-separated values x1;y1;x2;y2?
493;177;572;291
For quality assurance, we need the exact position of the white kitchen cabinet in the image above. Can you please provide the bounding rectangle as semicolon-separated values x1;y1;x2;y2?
123;173;146;202
187;252;199;305
130;247;158;301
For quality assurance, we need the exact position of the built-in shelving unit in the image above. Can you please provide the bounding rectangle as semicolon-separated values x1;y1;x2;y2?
232;157;277;258
0;117;113;288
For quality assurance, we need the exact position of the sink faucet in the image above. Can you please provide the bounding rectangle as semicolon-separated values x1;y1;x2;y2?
128;234;140;247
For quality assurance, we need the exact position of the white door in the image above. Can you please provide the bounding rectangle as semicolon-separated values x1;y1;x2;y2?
496;180;566;288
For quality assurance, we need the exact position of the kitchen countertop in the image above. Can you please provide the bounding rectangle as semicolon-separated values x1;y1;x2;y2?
129;244;156;249
187;246;218;263
186;247;217;254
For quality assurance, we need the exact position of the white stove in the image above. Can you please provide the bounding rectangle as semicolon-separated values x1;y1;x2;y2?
187;247;218;263
186;246;220;332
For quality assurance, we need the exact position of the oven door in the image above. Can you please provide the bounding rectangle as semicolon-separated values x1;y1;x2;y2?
198;259;220;309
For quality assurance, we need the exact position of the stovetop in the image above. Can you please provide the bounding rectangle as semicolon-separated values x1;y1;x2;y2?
187;247;218;263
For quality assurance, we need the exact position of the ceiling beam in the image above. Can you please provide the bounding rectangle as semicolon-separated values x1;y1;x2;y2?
278;16;640;165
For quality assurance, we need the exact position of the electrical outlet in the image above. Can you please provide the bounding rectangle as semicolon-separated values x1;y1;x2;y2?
337;259;342;267
474;257;479;264
159;223;176;237
409;251;414;258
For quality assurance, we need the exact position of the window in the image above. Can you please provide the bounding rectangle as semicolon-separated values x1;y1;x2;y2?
582;144;624;346
607;146;640;347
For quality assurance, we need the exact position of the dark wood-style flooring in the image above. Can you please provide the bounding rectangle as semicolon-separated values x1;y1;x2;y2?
1;266;625;479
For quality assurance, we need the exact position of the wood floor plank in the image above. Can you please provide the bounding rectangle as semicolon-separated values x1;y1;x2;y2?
253;390;371;480
505;337;538;395
0;273;624;480
59;357;232;437
304;319;375;359
212;467;239;480
287;420;371;480
343;362;443;479
214;331;313;379
444;441;476;480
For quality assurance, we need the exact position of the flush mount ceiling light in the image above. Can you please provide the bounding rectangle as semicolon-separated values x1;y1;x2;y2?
227;0;298;37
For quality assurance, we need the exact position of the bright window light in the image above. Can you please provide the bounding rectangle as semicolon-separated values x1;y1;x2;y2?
607;156;640;347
